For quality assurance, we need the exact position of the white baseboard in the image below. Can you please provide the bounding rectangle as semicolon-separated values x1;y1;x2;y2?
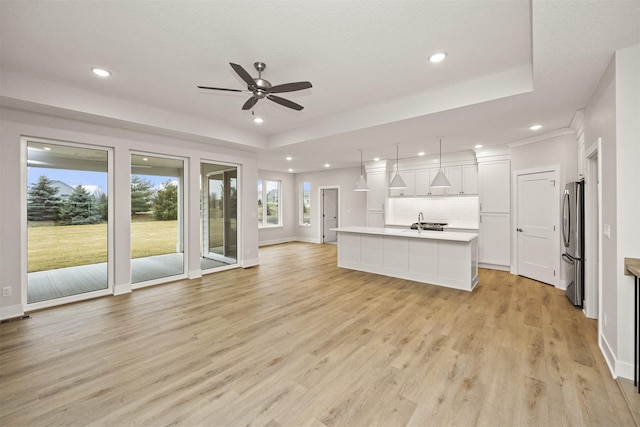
557;279;567;290
241;258;259;268
259;237;296;247
599;332;617;379
296;237;322;244
0;304;24;321
600;331;634;380
113;282;132;295
478;263;510;272
188;269;202;279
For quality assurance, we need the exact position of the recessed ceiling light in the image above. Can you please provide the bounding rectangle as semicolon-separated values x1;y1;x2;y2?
286;156;292;161
91;67;111;77
474;144;483;149
529;124;543;131
429;52;447;63
142;157;148;161
324;163;330;168
373;157;380;162
43;147;52;151
288;168;293;172
253;117;264;124
418;151;425;156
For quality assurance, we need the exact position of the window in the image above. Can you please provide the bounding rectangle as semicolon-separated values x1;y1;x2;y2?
300;181;311;225
257;179;281;227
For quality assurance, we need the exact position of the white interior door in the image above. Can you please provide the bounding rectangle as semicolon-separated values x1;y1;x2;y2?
517;171;558;285
323;189;338;243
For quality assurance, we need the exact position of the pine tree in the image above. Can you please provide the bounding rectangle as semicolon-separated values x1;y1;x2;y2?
153;180;178;220
130;176;155;214
96;193;108;220
58;185;102;225
27;175;62;221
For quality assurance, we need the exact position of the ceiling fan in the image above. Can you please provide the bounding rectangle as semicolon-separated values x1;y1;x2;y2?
198;62;312;111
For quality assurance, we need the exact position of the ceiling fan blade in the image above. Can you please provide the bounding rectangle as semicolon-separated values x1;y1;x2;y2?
267;81;313;94
242;97;259;110
197;85;244;92
267;95;304;111
230;63;256;88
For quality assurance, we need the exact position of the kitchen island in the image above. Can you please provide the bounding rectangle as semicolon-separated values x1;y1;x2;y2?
332;226;479;291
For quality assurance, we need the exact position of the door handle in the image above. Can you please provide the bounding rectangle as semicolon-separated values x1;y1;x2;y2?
517;228;523;232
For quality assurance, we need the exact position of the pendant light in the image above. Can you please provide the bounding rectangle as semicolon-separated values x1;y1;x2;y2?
430;137;451;188
354;149;370;191
389;144;407;189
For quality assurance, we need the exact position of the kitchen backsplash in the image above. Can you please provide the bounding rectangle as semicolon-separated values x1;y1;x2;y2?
387;196;479;228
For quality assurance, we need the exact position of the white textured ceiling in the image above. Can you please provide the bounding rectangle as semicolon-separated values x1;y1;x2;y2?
1;1;639;172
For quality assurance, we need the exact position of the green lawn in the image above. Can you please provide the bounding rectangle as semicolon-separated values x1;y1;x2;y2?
28;220;179;272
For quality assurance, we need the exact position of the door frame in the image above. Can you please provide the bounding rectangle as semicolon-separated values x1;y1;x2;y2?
200;161;240;269
511;165;560;286
318;185;340;243
21;136;115;311
584;138;601;319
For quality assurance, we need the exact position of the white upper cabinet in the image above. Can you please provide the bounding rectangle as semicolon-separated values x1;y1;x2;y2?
478;160;510;213
445;164;478;195
414;169;430;196
388;170;415;197
366;171;387;211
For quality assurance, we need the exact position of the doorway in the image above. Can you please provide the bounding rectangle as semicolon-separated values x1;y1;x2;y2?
201;163;238;269
321;187;339;243
25;139;112;308
514;168;559;285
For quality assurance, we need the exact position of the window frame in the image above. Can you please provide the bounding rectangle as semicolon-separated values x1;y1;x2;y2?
299;180;311;226
257;178;282;228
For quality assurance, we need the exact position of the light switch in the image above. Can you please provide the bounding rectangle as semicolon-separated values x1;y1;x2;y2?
604;224;611;239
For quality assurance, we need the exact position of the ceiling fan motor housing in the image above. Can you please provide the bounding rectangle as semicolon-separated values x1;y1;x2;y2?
252;79;271;98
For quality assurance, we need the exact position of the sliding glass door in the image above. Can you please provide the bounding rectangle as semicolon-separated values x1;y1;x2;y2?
26;140;110;304
201;163;237;269
131;154;185;284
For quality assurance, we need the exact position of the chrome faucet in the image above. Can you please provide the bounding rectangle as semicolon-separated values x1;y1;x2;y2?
417;212;424;233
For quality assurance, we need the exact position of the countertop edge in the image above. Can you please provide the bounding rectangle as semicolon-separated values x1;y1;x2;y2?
331;226;479;242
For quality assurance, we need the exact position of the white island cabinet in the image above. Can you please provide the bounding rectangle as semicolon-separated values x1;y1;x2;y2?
332;227;479;291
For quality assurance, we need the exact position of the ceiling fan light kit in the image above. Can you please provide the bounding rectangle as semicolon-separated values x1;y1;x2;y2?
430;137;452;188
198;62;312;111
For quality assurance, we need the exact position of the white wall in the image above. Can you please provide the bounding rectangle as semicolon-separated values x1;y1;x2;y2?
294;167;367;243
0;107;260;320
510;132;579;286
257;169;296;246
510;132;578;186
584;44;640;379
613;45;640;380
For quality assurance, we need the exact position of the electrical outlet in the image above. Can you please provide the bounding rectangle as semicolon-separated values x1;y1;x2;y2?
2;287;11;297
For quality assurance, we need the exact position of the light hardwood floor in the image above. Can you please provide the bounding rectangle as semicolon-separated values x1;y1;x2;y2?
1;242;634;426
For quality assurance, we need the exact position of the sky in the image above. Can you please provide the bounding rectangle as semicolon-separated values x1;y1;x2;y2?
28;168;173;195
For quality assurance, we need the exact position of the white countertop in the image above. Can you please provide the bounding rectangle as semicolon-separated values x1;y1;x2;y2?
331;226;478;242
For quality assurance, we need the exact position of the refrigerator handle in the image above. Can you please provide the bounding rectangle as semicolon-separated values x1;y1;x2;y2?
562;253;575;264
562;189;570;248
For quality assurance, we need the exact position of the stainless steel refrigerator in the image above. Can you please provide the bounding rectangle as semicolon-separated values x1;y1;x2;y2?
562;180;585;307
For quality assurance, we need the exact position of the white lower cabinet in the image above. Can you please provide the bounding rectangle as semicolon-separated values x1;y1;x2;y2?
478;213;510;268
